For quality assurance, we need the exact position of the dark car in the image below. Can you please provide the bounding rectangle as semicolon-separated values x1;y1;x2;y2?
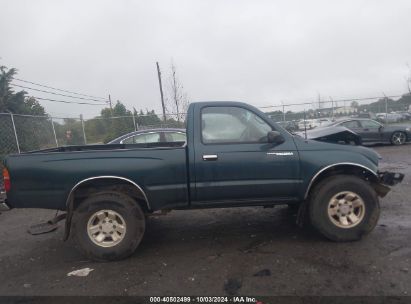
322;118;411;145
297;126;362;145
108;128;186;144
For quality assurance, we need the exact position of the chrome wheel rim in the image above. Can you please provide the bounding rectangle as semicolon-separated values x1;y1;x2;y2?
392;132;406;145
87;210;127;247
327;191;365;229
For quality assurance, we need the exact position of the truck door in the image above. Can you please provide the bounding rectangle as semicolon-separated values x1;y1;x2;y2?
192;105;300;205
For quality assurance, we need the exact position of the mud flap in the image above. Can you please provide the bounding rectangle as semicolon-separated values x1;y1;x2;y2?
28;213;66;235
373;182;391;198
296;200;309;228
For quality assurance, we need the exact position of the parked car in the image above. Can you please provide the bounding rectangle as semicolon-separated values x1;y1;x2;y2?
276;120;298;132
313;118;333;128
298;118;331;130
1;101;403;261
297;126;362;145
398;112;411;121
108;128;186;144
376;113;402;123
321;118;411;145
355;112;377;120
298;119;315;130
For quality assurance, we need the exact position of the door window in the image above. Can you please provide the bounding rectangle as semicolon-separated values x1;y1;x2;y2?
121;132;161;144
164;132;186;142
201;107;272;144
340;120;361;128
360;120;381;129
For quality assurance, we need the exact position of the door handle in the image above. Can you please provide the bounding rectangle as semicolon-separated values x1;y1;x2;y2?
203;154;218;161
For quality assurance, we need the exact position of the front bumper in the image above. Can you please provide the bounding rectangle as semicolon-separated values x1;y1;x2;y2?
378;171;404;186
373;171;404;198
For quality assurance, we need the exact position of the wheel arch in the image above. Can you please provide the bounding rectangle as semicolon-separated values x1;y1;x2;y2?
63;176;151;241
65;176;150;210
304;163;378;200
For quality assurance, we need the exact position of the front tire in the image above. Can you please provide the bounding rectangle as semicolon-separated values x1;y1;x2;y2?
309;175;380;242
72;191;146;261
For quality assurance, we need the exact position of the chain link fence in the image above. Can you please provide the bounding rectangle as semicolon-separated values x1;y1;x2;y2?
0;113;18;190
267;96;411;122
1;95;411;189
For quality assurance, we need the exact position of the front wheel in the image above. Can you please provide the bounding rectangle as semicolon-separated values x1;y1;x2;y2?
391;131;406;145
309;175;380;242
72;191;146;261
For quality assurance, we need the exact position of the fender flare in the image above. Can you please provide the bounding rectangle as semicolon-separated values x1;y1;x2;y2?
63;175;150;240
303;162;378;200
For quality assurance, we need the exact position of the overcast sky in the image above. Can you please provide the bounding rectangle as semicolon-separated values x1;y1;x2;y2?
1;0;411;118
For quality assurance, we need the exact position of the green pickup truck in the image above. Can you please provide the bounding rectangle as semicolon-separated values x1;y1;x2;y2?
1;101;404;261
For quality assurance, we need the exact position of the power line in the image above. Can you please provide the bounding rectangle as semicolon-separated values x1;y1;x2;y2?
12;77;108;101
11;83;109;103
32;96;107;106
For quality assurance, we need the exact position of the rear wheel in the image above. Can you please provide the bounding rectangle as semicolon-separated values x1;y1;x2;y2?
309;175;379;242
72;191;146;261
391;131;406;145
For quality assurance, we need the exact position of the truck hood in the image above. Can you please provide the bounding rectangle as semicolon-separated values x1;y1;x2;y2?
293;135;380;167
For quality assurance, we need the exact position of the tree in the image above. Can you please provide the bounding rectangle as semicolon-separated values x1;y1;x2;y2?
0;66;48;152
166;62;189;125
0;66;45;115
54;118;84;145
350;101;359;109
135;109;162;127
99;101;135;143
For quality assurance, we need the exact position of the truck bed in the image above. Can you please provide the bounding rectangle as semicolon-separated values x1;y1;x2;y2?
23;141;186;154
4;143;189;211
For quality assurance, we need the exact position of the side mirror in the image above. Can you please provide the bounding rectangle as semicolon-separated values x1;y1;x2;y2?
267;131;285;144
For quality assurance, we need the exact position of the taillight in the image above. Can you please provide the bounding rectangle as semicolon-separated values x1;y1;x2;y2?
2;168;10;192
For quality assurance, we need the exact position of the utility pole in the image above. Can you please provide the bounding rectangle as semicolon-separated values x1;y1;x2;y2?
282;102;285;122
156;62;167;122
80;114;87;145
172;67;180;123
133;107;139;131
318;93;321;110
108;94;113;116
330;96;334;119
383;92;388;120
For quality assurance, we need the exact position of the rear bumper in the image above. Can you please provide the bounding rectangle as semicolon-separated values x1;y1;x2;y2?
378;171;404;186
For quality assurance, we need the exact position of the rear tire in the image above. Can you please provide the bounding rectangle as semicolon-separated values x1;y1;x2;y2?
72;191;146;261
309;175;379;242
